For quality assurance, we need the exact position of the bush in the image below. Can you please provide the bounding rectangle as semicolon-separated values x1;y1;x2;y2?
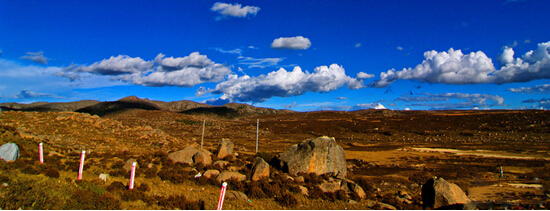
137;183;150;192
143;165;158;178
21;165;41;175
275;192;298;207
247;184;267;199
107;181;126;193
64;189;121;210
121;189;146;201
43;168;60;178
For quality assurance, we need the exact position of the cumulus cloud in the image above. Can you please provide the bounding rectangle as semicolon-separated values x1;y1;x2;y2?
271;36;311;50
64;55;152;76
20;51;49;64
202;64;365;103
369;41;550;88
335;97;348;100
395;92;505;110
211;2;260;20
507;84;550;94
357;72;374;79
58;52;231;87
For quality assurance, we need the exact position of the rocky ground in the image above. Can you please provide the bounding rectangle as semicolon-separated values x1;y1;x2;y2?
0;97;549;209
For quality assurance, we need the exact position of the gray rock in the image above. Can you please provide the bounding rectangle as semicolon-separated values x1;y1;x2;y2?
422;177;472;209
213;160;230;168
216;138;234;159
216;171;246;182
299;186;309;196
279;136;347;178
251;157;270;181
203;169;220;179
226;191;249;201
319;180;342;193
167;146;212;165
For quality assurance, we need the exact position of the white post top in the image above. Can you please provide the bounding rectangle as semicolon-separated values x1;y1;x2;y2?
132;162;137;166
82;150;86;153
222;182;227;187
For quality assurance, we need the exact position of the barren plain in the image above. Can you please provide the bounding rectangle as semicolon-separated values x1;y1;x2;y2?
0;97;549;209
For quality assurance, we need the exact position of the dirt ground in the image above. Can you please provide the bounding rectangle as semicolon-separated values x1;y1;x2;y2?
1;108;549;209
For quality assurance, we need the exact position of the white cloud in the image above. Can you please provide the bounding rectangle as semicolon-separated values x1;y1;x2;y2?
397;46;403;51
271;36;311;50
59;52;231;87
395;92;505;110
357;72;374;79
211;47;243;55
370;41;550;88
203;64;364;103
20;51;49;64
2;90;65;99
282;102;297;109
237;56;285;69
63;55;152;76
211;2;260;20
522;98;550;108
335;97;348;100
315;103;386;111
507;84;550;94
355;43;361;48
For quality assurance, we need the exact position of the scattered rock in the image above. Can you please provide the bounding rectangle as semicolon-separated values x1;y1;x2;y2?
279;136;347;178
99;174;109;182
192;150;212;166
294;176;305;183
213;160;230;168
348;199;358;205
251;157;270;181
299;186;309;196
227;166;240;172
319;180;342;193
226;190;249;201
377;202;397;210
216;138;234;159
167;146;212;165
203;170;220;179
123;159;138;172
216;171;246;182
422;177;472;209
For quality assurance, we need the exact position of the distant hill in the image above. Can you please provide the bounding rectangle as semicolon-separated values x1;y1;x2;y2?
1;96;294;117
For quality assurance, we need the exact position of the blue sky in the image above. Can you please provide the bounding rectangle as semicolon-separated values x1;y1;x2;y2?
1;0;549;111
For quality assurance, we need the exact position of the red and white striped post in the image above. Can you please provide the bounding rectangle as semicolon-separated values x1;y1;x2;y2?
77;150;86;180
39;143;44;164
129;162;136;189
216;182;228;210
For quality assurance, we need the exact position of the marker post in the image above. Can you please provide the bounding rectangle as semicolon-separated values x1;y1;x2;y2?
217;182;228;210
129;162;136;189
78;150;86;180
255;119;259;154
39;143;44;164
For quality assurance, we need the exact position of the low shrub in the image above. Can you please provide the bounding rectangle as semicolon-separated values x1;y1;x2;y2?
43;168;60;178
336;189;348;201
247;184;267;199
64;189;121;210
107;181;126;193
121;189;146;201
21;165;41;175
137;182;150;192
275;192;298;207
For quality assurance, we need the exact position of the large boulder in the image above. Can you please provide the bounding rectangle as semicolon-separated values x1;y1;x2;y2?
421;177;472;209
216;138;234;159
216;171;246;182
0;143;19;162
279;136;347;178
251;157;270;181
167;146;212;166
